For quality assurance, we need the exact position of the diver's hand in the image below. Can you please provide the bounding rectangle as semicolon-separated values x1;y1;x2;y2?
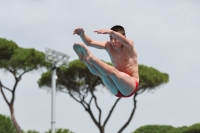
73;28;84;35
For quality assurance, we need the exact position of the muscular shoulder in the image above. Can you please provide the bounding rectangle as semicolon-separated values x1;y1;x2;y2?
128;39;134;46
123;38;134;50
105;41;112;50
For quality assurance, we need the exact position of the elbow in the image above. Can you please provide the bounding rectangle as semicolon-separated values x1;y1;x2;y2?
83;40;91;46
88;40;95;46
87;41;92;46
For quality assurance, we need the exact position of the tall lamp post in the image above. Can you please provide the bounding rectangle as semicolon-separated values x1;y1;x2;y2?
45;48;70;133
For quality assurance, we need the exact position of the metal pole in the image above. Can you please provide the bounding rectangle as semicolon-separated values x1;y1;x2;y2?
45;47;70;133
51;66;56;133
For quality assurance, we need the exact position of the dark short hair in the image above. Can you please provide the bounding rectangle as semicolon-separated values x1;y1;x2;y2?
110;25;125;35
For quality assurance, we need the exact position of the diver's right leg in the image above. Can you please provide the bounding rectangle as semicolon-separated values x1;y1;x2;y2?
73;43;118;95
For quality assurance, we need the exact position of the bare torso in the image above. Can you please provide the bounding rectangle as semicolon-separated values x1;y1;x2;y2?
106;42;139;82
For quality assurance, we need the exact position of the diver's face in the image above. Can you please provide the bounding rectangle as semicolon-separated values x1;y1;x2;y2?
109;35;123;50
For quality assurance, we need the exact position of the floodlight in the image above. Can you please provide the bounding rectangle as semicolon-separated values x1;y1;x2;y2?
45;47;70;133
46;48;53;55
47;55;53;61
45;47;70;68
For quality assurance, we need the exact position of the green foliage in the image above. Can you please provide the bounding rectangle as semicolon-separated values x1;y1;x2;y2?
0;38;18;61
182;123;200;133
38;59;104;94
167;126;187;133
133;125;175;133
26;128;74;133
0;37;50;74
38;71;52;88
138;64;169;91
0;114;16;133
45;128;74;133
0;114;73;133
132;123;200;133
0;38;51;133
26;130;40;133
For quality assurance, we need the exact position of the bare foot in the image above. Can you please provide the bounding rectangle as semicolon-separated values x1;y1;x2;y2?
75;43;93;63
73;43;84;61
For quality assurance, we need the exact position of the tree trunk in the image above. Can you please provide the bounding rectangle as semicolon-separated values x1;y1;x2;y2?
9;105;23;133
99;126;104;133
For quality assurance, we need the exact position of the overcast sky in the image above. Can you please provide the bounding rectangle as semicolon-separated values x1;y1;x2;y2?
0;0;200;133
